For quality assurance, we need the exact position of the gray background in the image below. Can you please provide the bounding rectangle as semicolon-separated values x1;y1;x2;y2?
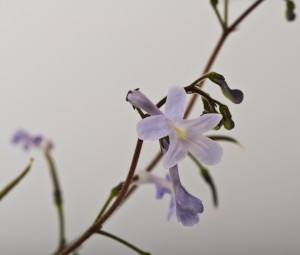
0;1;299;254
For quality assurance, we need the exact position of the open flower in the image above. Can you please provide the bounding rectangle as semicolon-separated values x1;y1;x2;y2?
128;86;223;168
169;164;204;226
11;129;53;151
134;170;175;220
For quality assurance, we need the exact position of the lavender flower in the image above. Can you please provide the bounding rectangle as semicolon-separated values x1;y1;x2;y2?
127;86;223;168
134;170;175;220
11;129;53;151
169;164;204;226
135;168;203;226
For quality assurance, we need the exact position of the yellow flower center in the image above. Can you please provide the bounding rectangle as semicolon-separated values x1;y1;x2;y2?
167;119;188;139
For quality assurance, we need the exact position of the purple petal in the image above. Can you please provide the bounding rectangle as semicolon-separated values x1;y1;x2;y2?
188;135;223;165
137;115;171;141
127;89;162;116
169;165;204;226
11;129;53;151
155;174;172;199
167;196;176;220
11;130;29;144
164;86;187;122
32;136;43;146
163;133;188;169
175;186;204;226
181;113;222;135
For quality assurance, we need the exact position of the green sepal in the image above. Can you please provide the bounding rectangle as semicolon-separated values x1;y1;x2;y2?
210;0;219;8
219;104;235;130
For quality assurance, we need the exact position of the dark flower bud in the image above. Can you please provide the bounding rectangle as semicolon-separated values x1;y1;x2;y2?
210;0;219;7
285;0;296;21
208;72;244;104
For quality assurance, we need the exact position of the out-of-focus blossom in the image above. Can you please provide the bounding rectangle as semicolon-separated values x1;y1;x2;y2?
134;170;175;220
11;129;53;151
135;166;204;226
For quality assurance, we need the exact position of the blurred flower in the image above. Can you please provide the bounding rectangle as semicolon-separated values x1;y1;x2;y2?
128;86;223;168
11;129;53;151
135;166;204;227
134;170;175;220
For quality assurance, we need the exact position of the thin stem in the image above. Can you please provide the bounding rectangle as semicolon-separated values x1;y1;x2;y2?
212;4;226;31
57;1;266;253
57;139;143;255
188;153;218;207
94;182;123;222
224;0;228;28
126;0;266;214
0;158;33;201
97;230;150;255
184;0;265;119
44;149;66;252
156;73;211;109
95;194;115;222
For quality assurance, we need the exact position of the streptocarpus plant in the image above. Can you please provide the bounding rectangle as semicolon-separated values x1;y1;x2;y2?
1;1;297;254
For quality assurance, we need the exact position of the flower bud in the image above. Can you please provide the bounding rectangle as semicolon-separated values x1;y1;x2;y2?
208;72;244;104
285;0;296;21
126;89;162;116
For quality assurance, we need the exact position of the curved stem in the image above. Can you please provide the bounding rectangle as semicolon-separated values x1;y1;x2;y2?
224;0;229;28
56;1;266;254
57;139;143;255
184;0;265;118
0;158;33;201
97;230;150;255
44;149;66;252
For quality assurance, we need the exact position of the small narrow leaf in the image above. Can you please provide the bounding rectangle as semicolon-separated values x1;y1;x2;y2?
208;135;244;150
219;104;235;130
0;158;34;201
188;153;218;207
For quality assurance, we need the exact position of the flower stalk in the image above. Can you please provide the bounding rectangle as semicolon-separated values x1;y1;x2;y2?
0;158;34;201
44;148;66;252
97;230;151;255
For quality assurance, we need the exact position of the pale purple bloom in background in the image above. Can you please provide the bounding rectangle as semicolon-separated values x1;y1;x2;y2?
135;167;203;226
11;129;53;151
127;86;223;168
169;165;204;226
134;170;175;220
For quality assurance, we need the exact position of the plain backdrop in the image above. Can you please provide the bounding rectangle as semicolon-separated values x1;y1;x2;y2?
0;1;299;254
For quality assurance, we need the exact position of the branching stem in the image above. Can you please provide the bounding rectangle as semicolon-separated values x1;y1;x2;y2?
56;1;266;254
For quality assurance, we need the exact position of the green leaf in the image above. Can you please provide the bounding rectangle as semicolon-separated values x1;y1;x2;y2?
219;104;235;130
208;135;244;150
188;153;218;207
